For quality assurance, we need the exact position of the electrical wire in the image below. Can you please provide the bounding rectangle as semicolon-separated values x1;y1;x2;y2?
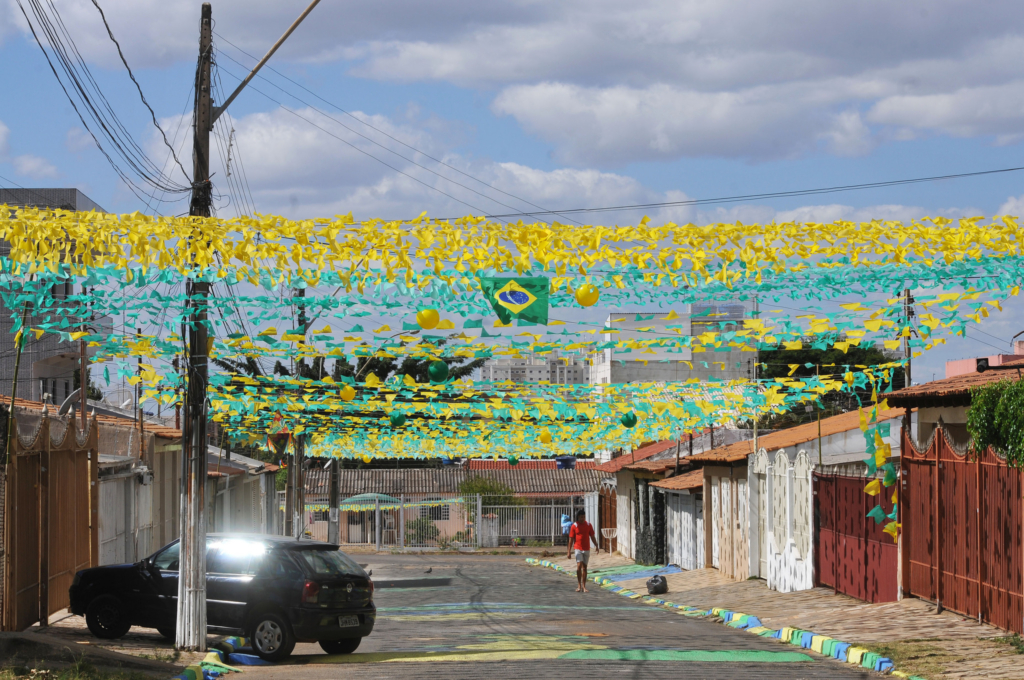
89;0;190;182
15;0;191;201
212;34;584;225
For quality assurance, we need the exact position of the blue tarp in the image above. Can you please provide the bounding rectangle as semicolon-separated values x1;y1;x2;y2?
600;565;683;582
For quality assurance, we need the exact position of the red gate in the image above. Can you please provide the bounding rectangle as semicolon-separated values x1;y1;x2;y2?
814;473;898;602
902;426;1023;633
599;487;617;553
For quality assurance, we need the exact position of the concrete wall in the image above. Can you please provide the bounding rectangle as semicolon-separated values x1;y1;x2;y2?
749;448;815;593
615;470;635;559
703;464;749;580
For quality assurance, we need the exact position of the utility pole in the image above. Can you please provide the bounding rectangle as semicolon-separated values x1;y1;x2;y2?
293;287;307;539
177;1;213;652
903;288;913;389
175;0;321;648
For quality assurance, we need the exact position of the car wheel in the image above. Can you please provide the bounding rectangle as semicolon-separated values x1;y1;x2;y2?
156;626;175;640
85;595;132;639
319;638;361;655
250;612;295;662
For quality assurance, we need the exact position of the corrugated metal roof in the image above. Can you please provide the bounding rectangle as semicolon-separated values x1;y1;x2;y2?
689;407;907;464
887;359;1024;407
651;468;704;491
304;466;609;497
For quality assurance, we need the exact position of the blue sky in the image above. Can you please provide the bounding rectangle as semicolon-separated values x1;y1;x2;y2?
2;0;1024;381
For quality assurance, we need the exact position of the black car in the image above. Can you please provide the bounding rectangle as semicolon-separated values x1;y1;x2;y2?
69;534;375;660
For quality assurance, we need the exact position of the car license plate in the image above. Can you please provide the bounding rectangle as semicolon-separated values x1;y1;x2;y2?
338;615;359;628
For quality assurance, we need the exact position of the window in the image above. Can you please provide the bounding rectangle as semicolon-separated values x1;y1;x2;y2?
207;539;266;575
420;500;450;521
151;542;180;571
297;548;363;576
259;552;303;579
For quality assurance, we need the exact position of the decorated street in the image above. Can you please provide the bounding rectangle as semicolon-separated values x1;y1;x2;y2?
240;554;874;680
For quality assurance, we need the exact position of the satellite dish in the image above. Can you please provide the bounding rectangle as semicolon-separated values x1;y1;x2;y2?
58;388;82;416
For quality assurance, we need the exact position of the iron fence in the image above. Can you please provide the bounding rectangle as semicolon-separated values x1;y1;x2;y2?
279;493;599;550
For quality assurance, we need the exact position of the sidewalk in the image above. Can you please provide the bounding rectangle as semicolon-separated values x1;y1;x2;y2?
543;553;1022;680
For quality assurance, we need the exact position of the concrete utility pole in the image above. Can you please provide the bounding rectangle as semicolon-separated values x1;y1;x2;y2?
176;1;213;652
293;286;306;539
176;0;322;649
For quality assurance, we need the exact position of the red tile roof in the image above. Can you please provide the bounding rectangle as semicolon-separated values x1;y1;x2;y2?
11;397;182;440
651;468;705;491
887;358;1024;407
624;458;680;474
466;459;597;470
688;407;906;464
595;438;681;473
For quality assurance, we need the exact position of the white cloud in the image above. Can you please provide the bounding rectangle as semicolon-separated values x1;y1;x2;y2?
153;105;684;223
998;195;1024;216
13;154;59;179
65;127;93;153
9;1;1024;164
0;119;9;158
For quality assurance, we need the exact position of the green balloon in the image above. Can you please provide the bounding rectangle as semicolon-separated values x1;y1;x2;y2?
620;411;638;428
428;360;450;383
390;412;407;427
508;455;519;467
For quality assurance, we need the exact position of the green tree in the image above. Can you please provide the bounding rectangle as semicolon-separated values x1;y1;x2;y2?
405;517;440;543
757;343;904;427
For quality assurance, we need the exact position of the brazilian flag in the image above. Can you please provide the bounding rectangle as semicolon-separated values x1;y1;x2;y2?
479;277;549;325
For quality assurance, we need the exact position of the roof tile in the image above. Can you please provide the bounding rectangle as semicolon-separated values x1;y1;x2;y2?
651;468;704;491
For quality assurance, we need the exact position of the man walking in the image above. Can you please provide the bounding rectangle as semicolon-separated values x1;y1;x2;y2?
567;509;597;592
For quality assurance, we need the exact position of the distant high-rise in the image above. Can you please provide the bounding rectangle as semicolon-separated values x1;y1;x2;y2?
479;350;590;385
589;302;755;385
0;188;110;404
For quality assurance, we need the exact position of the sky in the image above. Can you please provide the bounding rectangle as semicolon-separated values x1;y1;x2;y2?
2;0;1024;383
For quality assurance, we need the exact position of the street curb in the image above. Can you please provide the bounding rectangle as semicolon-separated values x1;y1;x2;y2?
525;558;922;678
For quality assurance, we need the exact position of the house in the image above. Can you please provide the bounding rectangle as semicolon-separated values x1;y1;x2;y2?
300;461;609;549
651;469;705;570
597;427;755;561
678;407;903;594
887;359;1024;633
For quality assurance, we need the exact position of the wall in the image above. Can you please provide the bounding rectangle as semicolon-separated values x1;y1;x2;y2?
664;490;704;570
749;449;814;593
917;406;969;448
703;465;749;580
615;470;635;559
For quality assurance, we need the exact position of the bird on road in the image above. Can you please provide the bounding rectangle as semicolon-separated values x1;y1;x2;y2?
424;567;432;573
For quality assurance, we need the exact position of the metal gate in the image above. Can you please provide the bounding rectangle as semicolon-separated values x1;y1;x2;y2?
2;412;98;631
814;473;898;603
903;426;1023;633
599;488;617;553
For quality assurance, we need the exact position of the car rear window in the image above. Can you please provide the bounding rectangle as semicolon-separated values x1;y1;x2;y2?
296;548;364;577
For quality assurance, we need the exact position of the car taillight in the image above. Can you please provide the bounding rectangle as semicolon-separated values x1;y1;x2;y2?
301;580;320;604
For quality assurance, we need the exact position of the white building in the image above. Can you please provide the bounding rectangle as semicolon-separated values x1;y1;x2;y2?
480;350;590;384
589;302;755;385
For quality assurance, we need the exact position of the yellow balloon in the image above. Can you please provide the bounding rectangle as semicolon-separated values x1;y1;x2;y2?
539;430;552;444
575;284;600;307
339;384;356;401
416;309;440;329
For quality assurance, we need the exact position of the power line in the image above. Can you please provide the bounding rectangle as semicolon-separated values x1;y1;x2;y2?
15;0;191;202
212;33;584;225
437;165;1024;220
212;71;496;219
89;0;190;183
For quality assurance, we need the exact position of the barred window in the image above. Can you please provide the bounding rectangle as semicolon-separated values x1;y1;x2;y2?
420;500;450;521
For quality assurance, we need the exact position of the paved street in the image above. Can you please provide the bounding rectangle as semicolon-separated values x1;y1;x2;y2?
244;554;875;679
